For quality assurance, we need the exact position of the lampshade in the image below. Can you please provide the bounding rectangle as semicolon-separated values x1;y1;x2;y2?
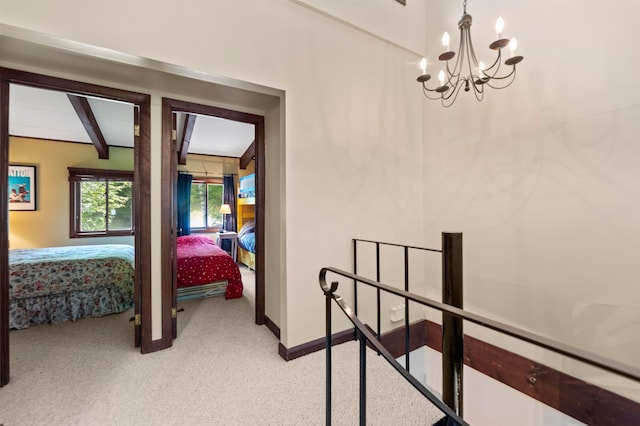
220;204;232;215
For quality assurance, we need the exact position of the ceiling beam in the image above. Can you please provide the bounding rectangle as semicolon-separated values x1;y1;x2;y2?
67;94;109;159
178;113;196;165
240;140;255;169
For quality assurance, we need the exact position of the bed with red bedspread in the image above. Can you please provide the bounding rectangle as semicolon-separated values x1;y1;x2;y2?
176;235;243;299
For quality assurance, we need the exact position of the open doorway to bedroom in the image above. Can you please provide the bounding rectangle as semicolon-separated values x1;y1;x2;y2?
0;68;152;387
160;98;266;342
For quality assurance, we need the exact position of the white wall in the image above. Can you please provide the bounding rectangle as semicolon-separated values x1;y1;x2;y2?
0;0;426;348
421;0;640;398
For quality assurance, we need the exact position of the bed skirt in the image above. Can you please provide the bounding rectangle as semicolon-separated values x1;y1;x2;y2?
10;285;134;330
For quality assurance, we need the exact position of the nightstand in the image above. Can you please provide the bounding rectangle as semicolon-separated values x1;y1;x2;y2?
217;231;238;262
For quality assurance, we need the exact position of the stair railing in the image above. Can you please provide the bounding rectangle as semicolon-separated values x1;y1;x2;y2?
321;232;640;425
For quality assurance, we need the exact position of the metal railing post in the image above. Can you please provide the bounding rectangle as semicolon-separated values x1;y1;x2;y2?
404;245;410;372
442;232;463;416
326;286;333;426
353;239;358;318
359;330;367;426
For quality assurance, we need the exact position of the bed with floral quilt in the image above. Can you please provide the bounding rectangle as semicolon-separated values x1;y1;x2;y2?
176;235;243;302
9;244;135;330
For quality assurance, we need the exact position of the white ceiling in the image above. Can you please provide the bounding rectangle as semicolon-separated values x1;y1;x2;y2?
9;84;255;158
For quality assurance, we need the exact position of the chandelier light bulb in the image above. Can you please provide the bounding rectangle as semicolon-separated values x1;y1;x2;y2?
438;70;445;87
442;32;450;51
420;57;427;75
478;61;485;75
509;37;518;55
495;16;505;39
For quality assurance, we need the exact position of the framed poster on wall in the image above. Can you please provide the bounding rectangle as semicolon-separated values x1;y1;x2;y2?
8;164;37;211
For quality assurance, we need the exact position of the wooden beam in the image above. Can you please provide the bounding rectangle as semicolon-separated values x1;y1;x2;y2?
67;94;109;159
178;113;196;165
240;140;255;169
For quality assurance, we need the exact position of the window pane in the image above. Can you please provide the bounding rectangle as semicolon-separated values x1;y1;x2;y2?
190;183;206;228
108;181;133;230
80;181;106;232
207;184;224;228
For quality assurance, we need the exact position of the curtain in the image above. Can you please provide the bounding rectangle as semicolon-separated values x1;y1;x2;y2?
223;175;236;232
177;173;192;237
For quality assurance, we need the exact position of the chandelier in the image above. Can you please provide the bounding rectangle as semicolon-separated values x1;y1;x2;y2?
417;0;523;107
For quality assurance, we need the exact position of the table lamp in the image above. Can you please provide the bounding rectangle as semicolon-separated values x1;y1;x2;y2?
220;203;231;232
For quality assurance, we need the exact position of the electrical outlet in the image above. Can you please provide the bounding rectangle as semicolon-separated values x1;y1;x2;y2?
390;304;405;322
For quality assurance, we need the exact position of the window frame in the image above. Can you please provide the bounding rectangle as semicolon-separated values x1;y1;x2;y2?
189;176;224;233
68;167;135;238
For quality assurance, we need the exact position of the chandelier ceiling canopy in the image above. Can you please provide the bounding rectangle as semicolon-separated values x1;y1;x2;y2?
417;0;523;107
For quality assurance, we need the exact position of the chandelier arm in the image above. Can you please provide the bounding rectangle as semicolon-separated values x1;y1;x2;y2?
483;49;503;73
444;35;464;84
441;73;463;101
442;79;467;107
484;71;516;90
469;75;485;96
464;30;480;83
422;85;446;100
471;79;485;101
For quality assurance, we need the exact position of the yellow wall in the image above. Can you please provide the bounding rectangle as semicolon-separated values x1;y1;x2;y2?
9;137;134;249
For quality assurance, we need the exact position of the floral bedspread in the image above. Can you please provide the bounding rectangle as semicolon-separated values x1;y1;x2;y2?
9;244;135;329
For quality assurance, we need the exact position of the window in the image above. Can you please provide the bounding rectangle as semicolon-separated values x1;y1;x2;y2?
190;178;223;231
69;167;134;237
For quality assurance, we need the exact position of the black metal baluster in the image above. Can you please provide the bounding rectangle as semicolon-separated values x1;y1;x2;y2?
404;245;410;372
359;330;367;426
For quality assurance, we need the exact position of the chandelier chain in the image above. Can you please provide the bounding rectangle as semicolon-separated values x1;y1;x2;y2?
463;0;467;14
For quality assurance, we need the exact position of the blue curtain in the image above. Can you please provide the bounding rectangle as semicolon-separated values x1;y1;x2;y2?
177;173;192;237
223;175;236;233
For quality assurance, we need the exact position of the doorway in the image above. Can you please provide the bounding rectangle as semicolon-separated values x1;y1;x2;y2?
160;98;266;344
0;68;152;387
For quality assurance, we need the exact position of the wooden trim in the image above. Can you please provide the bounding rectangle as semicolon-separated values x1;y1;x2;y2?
378;320;640;425
0;68;153;369
66;95;109;159
264;315;280;340
136;97;153;353
279;328;356;361
254;118;265;325
161;98;266;345
161;98;177;345
0;78;10;387
239;140;255;169
378;320;427;359
177;114;196;166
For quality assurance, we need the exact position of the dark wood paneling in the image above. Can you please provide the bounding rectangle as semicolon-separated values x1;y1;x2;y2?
463;334;640;425
279;328;356;361
378;320;427;359
380;319;640;425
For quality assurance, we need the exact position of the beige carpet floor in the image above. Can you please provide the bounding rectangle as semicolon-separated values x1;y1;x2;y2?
0;268;444;425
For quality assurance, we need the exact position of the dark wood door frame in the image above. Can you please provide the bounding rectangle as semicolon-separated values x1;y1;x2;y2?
161;98;266;345
0;67;153;387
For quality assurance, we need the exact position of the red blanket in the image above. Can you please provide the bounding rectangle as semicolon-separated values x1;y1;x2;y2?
176;235;243;299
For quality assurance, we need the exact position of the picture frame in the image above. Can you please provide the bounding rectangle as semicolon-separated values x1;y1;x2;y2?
8;164;37;211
